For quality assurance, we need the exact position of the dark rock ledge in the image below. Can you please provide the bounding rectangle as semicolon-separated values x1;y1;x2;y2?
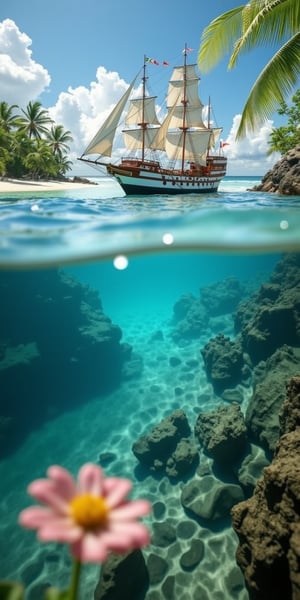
251;145;300;195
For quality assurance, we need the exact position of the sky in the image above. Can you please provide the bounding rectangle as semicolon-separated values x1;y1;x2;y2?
0;0;293;176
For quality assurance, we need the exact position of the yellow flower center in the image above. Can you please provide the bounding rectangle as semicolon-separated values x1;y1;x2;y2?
70;494;109;530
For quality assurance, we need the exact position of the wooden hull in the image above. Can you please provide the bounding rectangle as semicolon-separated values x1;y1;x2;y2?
80;156;227;195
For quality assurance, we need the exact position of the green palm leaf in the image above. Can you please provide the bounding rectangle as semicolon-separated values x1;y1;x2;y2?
198;6;244;72
237;31;300;137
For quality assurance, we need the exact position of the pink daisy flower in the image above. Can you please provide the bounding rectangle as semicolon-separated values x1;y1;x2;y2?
19;463;151;563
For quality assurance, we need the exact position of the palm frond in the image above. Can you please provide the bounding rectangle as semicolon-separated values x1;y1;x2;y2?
198;6;244;72
230;0;300;68
236;32;300;138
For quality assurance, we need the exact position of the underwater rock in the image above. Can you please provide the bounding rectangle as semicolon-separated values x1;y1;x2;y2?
232;379;300;599
94;549;149;599
152;521;177;547
200;277;244;316
179;539;204;570
201;333;245;394
181;475;244;520
235;253;300;365
176;520;197;539
0;269;130;456
195;403;248;466
279;376;300;434
152;501;166;519
172;295;208;341
132;409;198;478
162;575;175;599
98;452;116;467
147;554;169;585
236;444;270;495
165;437;199;478
246;345;300;452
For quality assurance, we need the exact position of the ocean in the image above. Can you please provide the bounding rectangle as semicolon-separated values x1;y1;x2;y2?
0;175;300;599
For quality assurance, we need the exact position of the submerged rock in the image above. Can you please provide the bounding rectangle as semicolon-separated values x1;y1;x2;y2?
94;550;149;599
195;402;248;466
231;377;300;599
181;475;244;520
201;334;245;394
132;409;198;478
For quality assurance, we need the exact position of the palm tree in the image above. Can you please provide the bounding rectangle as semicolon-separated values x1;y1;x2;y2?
198;0;300;138
45;124;73;157
0;101;19;132
17;101;53;139
23;139;57;179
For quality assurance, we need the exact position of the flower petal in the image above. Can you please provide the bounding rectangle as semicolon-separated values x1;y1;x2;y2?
27;480;69;514
71;533;108;563
47;465;77;501
109;521;151;547
38;518;82;543
77;463;104;496
19;507;55;529
104;478;132;508
110;500;151;521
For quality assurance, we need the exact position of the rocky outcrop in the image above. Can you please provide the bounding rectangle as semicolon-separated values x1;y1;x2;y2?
132;410;199;478
200;334;246;394
246;345;300;452
251;145;300;195
231;377;300;599
195;402;248;466
0;269;131;456
94;550;149;599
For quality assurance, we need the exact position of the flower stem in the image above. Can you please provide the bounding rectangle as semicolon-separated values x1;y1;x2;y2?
68;559;81;600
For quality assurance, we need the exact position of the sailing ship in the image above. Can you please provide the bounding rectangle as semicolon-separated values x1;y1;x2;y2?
79;46;227;195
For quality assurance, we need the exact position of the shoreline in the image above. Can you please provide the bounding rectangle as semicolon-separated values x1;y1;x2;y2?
0;178;98;193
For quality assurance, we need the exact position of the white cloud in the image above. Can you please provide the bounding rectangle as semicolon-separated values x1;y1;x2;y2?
221;114;280;175
0;19;50;105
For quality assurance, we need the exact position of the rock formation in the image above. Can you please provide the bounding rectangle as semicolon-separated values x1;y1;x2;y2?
231;377;300;599
251;145;300;195
132;409;199;478
0;269;132;456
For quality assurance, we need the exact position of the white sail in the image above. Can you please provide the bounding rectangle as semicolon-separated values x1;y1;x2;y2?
209;127;223;149
167;79;202;109
82;71;140;157
168;105;206;129
165;129;212;161
125;96;160;126
123;127;160;151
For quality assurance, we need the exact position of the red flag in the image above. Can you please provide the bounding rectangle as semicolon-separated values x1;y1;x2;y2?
163;61;169;66
221;142;230;147
145;57;159;65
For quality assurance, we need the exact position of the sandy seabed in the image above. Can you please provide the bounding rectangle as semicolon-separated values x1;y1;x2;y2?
0;178;97;193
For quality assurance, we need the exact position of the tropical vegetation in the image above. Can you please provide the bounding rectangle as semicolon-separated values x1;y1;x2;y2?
0;100;73;179
267;88;300;154
198;0;300;139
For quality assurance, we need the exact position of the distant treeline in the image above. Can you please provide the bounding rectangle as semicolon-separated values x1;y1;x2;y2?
0;100;73;179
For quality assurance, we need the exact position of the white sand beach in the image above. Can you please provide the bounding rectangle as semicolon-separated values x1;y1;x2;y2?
0;178;98;193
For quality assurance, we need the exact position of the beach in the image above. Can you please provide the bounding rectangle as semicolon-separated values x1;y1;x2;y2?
0;177;98;193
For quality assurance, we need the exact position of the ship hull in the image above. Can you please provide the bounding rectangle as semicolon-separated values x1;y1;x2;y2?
104;157;227;195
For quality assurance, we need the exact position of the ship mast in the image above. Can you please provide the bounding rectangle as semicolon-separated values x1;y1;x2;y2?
141;56;147;163
181;44;188;173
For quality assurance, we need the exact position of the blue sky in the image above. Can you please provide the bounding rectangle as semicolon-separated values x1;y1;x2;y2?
0;0;291;175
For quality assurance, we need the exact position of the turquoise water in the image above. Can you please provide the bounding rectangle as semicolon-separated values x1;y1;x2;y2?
0;176;300;599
